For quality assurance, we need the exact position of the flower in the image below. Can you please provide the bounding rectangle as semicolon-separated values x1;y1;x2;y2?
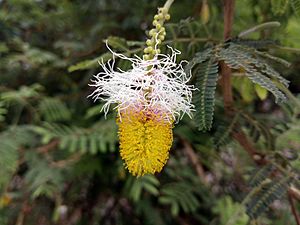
89;45;194;176
117;107;173;176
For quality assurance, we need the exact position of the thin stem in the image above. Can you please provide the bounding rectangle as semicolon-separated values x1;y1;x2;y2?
232;131;266;165
288;191;300;225
164;37;217;44
275;45;300;53
143;0;174;60
163;0;175;11
238;21;281;38
223;0;235;40
220;61;234;110
179;137;208;185
220;0;235;112
278;82;300;110
220;1;267;165
289;186;300;202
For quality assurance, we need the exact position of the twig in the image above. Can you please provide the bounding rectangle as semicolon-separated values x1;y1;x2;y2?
238;21;281;38
223;0;235;41
278;82;300;110
180;137;208;185
275;45;300;53
66;208;82;225
51;153;82;168
164;37;218;44
289;186;300;202
15;199;30;225
220;0;235;112
220;61;234;111
220;0;267;166
177;216;190;225
288;190;300;225
219;3;299;223
100;197;118;223
36;139;59;154
231;131;267;165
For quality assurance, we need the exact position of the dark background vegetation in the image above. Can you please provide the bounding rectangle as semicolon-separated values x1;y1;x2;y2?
0;0;300;224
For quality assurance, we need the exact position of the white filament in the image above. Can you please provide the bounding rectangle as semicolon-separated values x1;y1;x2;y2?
89;46;194;122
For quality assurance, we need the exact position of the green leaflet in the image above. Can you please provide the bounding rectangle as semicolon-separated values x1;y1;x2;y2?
187;41;289;131
255;84;268;100
0;101;7;122
213;196;249;225
31;120;117;154
219;43;288;103
194;58;219;131
271;0;289;15
68;36;144;72
249;164;275;187
68;52;112;72
124;175;160;202
245;177;291;219
213;113;240;148
291;0;300;16
185;48;218;131
241;112;275;150
0;126;36;193
159;182;201;215
38;98;71;122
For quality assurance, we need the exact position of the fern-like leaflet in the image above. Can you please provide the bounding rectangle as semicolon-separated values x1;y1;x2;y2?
159;182;201;215
0;126;36;193
124;175;160;202
32;120;117;154
219;43;289;103
245;176;291;219
38;98;71;122
187;39;289;131
271;0;289;15
0;100;7;122
248;164;276;187
185;48;219;131
213;113;240;148
290;0;300;16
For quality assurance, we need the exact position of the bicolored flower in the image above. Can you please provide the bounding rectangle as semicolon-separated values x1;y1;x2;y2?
89;46;194;176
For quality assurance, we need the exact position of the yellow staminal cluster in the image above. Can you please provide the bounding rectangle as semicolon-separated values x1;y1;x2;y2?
117;108;173;176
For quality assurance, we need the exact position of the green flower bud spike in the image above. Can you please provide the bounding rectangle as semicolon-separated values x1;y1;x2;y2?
143;0;174;61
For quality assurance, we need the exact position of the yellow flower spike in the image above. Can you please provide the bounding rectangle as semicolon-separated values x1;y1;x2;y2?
117;108;173;176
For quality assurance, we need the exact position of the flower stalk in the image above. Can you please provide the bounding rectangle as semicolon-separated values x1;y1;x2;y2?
143;0;174;60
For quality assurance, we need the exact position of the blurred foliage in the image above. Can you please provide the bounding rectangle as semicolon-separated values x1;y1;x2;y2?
0;0;300;224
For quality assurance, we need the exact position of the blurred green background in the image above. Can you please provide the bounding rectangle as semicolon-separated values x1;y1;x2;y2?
0;0;300;224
